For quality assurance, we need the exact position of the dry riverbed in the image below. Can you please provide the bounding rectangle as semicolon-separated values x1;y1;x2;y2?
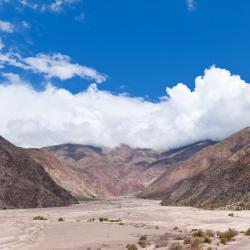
0;197;250;250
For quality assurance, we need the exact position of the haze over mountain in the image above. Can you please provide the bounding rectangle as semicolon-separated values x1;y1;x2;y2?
140;127;250;209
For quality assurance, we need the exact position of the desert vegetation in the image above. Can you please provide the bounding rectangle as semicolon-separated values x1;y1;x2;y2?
33;215;47;220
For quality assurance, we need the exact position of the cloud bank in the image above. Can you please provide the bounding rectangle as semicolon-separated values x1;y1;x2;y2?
1;66;250;149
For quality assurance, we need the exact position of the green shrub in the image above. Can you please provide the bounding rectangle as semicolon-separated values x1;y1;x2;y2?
126;244;138;250
33;216;47;220
99;217;109;222
219;228;237;244
220;236;227;245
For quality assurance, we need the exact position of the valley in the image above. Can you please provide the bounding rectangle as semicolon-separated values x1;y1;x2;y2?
1;197;250;250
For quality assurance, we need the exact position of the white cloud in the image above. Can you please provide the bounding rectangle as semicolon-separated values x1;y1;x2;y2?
0;66;250;149
187;0;196;11
0;38;4;50
14;0;81;13
0;20;14;33
0;51;107;83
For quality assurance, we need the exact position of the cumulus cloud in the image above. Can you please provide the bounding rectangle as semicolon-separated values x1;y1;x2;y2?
0;51;106;83
0;20;14;33
0;66;250;149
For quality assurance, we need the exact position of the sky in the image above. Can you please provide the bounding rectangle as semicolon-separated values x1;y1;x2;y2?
1;0;250;149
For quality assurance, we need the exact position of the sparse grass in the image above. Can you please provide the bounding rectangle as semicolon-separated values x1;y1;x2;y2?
126;244;138;250
169;242;183;250
58;217;64;222
190;238;203;250
33;216;47;220
245;228;250;236
99;217;109;222
219;228;237;244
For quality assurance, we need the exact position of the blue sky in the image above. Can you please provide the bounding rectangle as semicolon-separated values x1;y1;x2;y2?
1;0;250;149
1;0;250;99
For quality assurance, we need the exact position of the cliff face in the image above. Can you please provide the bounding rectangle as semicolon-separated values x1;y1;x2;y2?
0;136;78;209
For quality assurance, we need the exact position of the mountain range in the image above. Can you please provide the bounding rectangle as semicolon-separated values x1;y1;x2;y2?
1;127;250;209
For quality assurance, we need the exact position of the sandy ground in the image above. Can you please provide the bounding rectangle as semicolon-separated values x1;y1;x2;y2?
0;197;250;250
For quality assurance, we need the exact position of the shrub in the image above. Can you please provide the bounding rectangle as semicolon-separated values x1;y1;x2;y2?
173;226;179;231
219;228;237;244
183;237;191;245
207;247;213;250
228;213;234;217
203;236;211;244
33;216;47;220
169;242;183;250
58;217;64;222
99;217;109;222
220;236;227;245
138;235;147;248
126;244;138;250
205;229;215;238
245;228;250;235
192;229;204;237
109;219;122;223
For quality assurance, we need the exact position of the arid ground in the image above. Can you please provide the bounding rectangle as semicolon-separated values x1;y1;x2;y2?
1;197;250;250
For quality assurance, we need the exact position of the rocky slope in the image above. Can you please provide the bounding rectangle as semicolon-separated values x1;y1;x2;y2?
141;128;250;209
44;140;215;197
0;136;78;209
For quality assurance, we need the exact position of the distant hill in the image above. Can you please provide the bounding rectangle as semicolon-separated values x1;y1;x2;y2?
0;136;77;209
43;140;214;198
140;128;250;209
